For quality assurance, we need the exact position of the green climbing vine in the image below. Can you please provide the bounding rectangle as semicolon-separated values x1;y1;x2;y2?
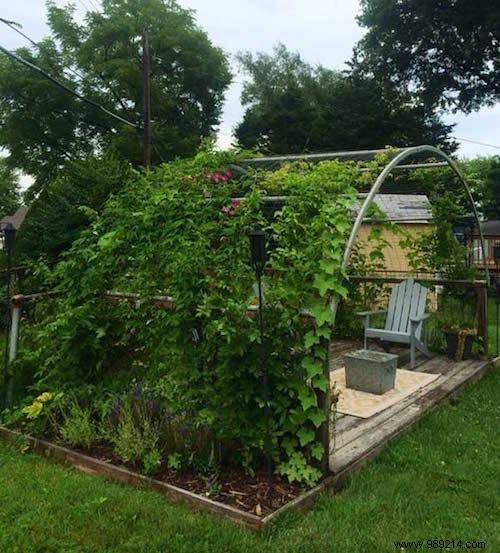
9;147;393;485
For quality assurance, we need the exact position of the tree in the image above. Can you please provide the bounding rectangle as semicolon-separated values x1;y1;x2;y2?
0;159;20;219
235;45;455;154
17;153;133;261
0;0;231;192
463;156;500;220
352;0;499;112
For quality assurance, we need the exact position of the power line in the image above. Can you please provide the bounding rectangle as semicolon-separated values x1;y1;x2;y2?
76;0;94;13
454;136;500;150
0;17;134;117
0;17;88;84
87;0;102;12
0;44;139;129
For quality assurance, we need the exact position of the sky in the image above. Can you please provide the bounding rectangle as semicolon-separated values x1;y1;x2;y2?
1;0;499;176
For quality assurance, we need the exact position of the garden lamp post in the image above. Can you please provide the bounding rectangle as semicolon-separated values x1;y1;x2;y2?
2;223;16;409
494;244;500;357
249;228;273;494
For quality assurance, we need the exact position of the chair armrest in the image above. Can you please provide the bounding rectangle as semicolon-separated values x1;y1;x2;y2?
357;309;387;317
410;313;430;324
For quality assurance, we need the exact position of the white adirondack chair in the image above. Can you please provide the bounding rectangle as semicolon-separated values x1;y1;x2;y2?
357;278;430;368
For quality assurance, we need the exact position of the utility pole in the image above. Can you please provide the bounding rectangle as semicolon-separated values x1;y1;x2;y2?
142;27;152;167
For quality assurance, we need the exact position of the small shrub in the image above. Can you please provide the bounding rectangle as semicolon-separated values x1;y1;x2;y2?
143;449;162;475
60;402;97;450
20;391;64;437
106;397;160;466
167;452;182;471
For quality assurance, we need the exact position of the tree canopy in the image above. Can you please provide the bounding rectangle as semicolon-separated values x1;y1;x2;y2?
16;153;133;261
235;45;455;154
0;0;232;191
0;159;20;219
352;0;500;112
463;156;500;220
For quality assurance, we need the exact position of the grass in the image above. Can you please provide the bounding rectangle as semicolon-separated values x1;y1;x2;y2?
488;297;499;356
0;369;499;552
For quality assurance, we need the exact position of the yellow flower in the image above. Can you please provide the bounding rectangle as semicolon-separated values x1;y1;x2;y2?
36;392;53;403
22;401;43;419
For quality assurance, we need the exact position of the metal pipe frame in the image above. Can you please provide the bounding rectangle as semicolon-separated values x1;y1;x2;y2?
330;145;489;323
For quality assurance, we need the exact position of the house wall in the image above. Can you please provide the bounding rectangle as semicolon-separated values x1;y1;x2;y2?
470;234;500;274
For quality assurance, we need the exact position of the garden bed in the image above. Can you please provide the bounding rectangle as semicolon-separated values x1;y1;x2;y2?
0;425;318;530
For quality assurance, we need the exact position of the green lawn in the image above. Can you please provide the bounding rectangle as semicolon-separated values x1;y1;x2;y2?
0;369;498;552
488;297;499;356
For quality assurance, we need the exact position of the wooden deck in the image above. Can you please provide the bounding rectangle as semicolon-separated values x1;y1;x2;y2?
328;343;496;475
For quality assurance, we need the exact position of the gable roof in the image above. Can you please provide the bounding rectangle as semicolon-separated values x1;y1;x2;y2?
355;194;432;223
0;206;28;230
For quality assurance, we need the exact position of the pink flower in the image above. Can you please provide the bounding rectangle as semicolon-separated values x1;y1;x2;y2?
205;169;234;184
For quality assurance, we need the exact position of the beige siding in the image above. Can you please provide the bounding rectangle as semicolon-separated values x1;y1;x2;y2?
357;223;432;274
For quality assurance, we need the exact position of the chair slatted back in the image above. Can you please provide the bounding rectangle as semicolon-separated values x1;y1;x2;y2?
385;278;428;339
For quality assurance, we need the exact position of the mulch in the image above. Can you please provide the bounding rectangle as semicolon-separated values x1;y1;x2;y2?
69;443;305;516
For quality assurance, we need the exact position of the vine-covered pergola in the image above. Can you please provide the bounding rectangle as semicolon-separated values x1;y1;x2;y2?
5;144;491;493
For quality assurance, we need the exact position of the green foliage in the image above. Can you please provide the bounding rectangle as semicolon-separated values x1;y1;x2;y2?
0;159;20;219
236;44;454;154
60;401;97;449
425;294;477;354
17;147;366;484
17;152;133;261
463;156;500;220
19;391;65;437
105;397;161;467
143;449;162;476
401;192;476;281
353;0;499;112
167;452;182;471
0;0;232;190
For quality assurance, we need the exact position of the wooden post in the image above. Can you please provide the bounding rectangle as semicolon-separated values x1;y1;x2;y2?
476;283;488;356
142;27;152;167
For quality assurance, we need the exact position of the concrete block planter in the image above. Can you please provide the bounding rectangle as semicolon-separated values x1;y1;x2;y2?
344;349;398;395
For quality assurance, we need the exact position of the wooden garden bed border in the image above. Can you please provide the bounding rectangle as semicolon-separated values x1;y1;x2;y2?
1;356;497;531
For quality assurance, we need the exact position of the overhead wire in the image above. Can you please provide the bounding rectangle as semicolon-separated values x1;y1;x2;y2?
454;137;500;150
0;44;139;129
0;17;136;118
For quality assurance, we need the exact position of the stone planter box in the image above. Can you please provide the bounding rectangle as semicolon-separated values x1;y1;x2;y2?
344;349;398;395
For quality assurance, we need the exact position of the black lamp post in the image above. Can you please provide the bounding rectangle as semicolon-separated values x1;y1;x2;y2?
249;228;273;494
2;223;16;409
494;243;500;357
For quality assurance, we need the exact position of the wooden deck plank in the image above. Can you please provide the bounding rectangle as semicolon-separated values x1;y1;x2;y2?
331;355;467;440
329;357;493;474
332;358;478;451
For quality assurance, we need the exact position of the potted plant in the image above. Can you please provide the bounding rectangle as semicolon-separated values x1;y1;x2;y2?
442;326;477;361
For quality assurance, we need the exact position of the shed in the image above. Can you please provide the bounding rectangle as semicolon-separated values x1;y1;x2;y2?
355;194;433;276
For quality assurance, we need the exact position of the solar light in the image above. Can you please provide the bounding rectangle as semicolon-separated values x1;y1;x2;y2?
249;228;267;278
